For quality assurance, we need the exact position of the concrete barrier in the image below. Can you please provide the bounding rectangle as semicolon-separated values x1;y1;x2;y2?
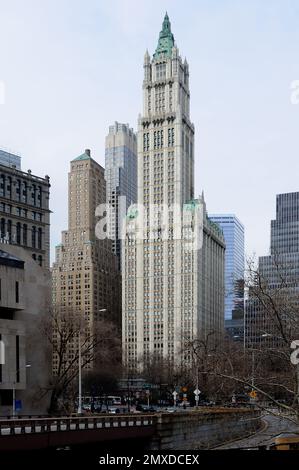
150;408;261;450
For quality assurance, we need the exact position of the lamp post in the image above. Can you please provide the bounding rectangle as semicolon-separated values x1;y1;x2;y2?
12;364;31;418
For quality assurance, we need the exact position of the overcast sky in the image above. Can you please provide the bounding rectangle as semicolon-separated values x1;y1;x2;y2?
0;0;299;263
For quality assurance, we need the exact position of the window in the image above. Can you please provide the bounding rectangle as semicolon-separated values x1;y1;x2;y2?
23;224;27;246
15;281;19;303
156;63;166;80
16;223;21;244
38;228;42;249
32;226;36;248
0;219;5;238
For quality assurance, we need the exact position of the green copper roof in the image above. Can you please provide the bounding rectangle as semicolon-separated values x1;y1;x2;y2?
72;151;91;162
184;199;200;211
153;12;174;59
126;206;138;220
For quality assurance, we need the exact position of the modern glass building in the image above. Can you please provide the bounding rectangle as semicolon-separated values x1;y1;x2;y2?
105;122;137;269
0;149;21;169
246;192;299;347
209;215;245;321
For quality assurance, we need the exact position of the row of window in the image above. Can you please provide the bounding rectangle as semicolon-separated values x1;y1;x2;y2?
0;175;43;207
0;218;42;248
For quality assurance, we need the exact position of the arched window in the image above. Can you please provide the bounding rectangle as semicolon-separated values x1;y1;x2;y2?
38;227;42;249
38;255;42;267
32;226;36;248
32;253;36;261
23;224;27;245
16;222;21;244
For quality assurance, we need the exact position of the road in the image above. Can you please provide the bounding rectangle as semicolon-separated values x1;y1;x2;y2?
214;413;299;449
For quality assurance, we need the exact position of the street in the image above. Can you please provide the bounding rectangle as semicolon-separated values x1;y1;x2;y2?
214;413;299;449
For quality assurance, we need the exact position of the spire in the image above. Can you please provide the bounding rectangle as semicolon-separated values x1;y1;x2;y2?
144;49;150;64
153;12;175;59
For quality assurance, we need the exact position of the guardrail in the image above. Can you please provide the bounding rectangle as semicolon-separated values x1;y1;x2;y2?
0;415;155;436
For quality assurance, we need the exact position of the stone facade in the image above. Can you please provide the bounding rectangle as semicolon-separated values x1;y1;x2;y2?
0;154;51;269
149;409;261;450
52;150;121;375
0;245;51;415
122;15;225;370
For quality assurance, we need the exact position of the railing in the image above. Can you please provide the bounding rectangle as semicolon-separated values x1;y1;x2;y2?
0;415;155;436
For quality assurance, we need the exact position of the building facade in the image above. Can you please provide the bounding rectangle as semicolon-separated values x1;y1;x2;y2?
122;15;225;370
209;215;244;341
0;151;51;269
105;122;137;269
0;245;51;415
209;215;244;321
52;149;120;375
246;192;299;347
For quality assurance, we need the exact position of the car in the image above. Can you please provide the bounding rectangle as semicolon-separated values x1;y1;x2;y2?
108;407;121;414
164;407;177;413
135;404;158;413
178;401;190;408
82;404;91;412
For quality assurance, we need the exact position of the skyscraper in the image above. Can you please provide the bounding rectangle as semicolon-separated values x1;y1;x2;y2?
0;151;50;268
105;122;137;269
246;192;299;347
209;215;244;321
52;149;120;374
122;14;225;370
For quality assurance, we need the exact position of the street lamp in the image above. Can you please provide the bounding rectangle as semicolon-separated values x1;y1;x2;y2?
12;364;31;418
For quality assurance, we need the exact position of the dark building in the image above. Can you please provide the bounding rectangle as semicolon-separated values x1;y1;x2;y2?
246;192;299;347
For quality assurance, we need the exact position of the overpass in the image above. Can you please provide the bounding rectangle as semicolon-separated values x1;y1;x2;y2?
0;408;261;452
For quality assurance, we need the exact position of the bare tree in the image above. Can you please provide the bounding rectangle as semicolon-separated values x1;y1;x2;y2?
182;255;299;423
42;306;121;414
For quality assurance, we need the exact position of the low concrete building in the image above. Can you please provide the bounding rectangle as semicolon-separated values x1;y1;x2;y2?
0;244;51;415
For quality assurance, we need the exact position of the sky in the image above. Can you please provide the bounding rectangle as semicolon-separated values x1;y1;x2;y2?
0;0;299;263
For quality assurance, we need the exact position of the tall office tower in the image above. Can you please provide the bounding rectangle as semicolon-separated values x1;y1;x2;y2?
246;192;299;347
209;215;245;340
52;150;120;375
105;122;137;269
0;150;51;269
122;14;225;370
